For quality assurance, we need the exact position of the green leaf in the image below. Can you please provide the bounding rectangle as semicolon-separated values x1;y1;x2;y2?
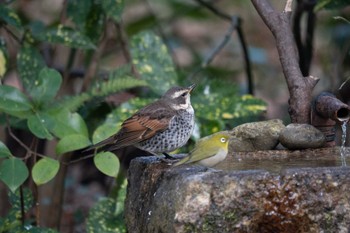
0;85;32;112
30;67;62;105
315;0;350;11
67;0;93;29
89;74;148;98
48;108;88;139
33;24;96;49
92;123;119;145
17;46;46;95
131;31;177;95
27;113;54;140
94;152;120;177
0;158;29;193
67;0;105;43
0;141;12;158
0;40;7;78
57;75;148;112
32;158;60;185
86;197;126;233
9;187;33;212
0;5;22;28
56;134;91;155
102;0;124;22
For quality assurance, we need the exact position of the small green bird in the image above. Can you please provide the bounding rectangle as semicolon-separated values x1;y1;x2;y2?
174;131;230;167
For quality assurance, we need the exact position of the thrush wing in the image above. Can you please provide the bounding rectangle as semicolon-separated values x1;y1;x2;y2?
86;100;177;152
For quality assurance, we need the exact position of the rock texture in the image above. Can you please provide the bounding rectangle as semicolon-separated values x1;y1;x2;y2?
279;123;326;149
229;119;285;152
125;148;350;233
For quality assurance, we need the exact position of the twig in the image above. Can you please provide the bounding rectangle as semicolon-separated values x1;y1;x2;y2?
2;25;21;44
20;186;25;226
293;0;316;76
82;21;110;91
202;17;237;68
194;0;254;94
6;116;47;159
195;0;231;20
61;153;95;165
114;22;139;77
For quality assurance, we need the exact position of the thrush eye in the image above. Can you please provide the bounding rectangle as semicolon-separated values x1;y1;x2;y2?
220;137;226;143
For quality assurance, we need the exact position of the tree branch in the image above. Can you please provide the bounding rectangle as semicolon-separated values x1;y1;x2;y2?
251;0;319;123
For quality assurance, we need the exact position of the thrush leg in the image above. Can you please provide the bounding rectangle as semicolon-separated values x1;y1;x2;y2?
163;152;176;160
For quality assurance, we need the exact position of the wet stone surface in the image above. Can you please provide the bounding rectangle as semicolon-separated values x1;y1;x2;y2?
125;148;350;233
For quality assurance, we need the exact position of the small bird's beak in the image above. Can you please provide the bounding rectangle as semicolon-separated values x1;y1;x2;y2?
188;84;196;93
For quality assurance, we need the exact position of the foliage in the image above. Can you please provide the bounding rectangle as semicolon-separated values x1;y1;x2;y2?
0;188;58;233
131;31;177;95
86;179;127;233
0;0;269;232
315;0;350;11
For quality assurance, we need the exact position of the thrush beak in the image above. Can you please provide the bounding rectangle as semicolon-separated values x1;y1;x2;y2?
188;84;196;93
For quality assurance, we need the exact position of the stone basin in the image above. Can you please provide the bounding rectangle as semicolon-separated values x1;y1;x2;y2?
125;147;350;233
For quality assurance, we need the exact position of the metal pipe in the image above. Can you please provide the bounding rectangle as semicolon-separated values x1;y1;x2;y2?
311;92;350;146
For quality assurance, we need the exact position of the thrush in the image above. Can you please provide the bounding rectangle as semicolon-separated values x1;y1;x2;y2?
87;84;196;159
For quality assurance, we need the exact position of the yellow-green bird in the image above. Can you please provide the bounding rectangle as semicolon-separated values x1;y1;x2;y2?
173;131;230;167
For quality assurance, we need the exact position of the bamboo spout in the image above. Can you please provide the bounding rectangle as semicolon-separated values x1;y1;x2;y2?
311;92;350;146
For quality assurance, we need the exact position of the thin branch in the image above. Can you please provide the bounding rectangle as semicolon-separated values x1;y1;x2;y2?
2;25;21;44
6;116;47;160
202;18;236;68
194;0;254;94
61;153;95;165
114;22;139;77
195;0;231;20
82;21;110;91
20;186;25;226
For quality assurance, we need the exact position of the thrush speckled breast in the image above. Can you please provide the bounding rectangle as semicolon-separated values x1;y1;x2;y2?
86;84;196;159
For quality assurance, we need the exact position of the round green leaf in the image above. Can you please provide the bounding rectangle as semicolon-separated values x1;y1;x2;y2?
30;67;62;104
0;141;12;158
0;158;29;193
32;157;60;185
0;85;32;112
56;134;91;155
27;113;54;140
92;123;120;145
94;152;120;177
48;108;89;138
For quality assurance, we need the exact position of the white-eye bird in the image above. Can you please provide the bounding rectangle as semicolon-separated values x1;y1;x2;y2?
173;131;230;167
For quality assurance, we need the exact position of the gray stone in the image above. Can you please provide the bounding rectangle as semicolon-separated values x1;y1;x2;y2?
279;123;326;150
228;119;285;152
125;148;350;233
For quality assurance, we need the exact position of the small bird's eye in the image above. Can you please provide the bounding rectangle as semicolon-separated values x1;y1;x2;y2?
181;92;187;97
220;137;226;143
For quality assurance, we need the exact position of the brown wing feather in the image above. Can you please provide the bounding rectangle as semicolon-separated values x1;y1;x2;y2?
86;100;176;152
